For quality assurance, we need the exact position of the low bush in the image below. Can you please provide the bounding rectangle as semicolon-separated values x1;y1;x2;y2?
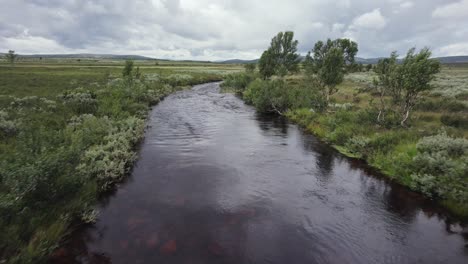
0;68;226;262
221;72;256;92
0;110;18;138
77;117;145;191
415;97;467;112
410;133;468;201
441;114;468;129
345;136;371;158
59;89;98;114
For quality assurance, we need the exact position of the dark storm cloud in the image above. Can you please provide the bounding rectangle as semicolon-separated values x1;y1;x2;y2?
0;0;467;60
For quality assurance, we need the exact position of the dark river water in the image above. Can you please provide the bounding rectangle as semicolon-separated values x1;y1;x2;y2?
52;82;467;264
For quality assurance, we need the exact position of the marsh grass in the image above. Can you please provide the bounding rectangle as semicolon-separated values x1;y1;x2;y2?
0;62;235;263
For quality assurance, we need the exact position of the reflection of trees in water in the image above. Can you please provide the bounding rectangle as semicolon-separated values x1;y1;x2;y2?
255;113;288;136
349;157;468;237
49;225;112;264
314;148;334;180
296;131;336;181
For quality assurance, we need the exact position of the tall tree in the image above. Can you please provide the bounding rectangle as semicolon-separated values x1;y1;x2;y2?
305;38;358;105
5;50;18;65
373;51;398;123
122;60;134;79
258;31;300;79
374;48;440;126
397;48;440;126
259;49;276;79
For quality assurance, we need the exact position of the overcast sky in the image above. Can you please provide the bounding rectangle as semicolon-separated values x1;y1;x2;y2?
0;0;467;60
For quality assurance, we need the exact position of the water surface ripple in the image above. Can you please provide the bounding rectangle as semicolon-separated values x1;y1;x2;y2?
53;82;468;264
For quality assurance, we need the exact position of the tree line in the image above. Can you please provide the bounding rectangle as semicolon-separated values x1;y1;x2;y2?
246;31;440;126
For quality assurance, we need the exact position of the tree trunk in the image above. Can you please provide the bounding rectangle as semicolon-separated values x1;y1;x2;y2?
400;106;411;127
377;92;385;123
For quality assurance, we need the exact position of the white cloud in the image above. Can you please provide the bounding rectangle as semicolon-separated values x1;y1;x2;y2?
433;0;468;18
436;42;468;56
332;23;345;32
350;9;387;30
400;1;414;9
0;0;467;60
0;35;71;54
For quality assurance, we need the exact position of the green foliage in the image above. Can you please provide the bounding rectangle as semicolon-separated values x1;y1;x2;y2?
243;78;318;114
345;136;371;158
77;117;144;191
59;89;98;114
410;133;468;201
221;72;256;93
235;38;466;218
122;60;134;79
319;47;345;91
258;31;300;79
258;49;277;79
382;48;441;126
5;50;18;65
0;62;226;262
305;38;358;74
243;79;280;112
0;110;18;138
244;63;256;73
441;114;468;129
305;38;358;104
415;97;467;112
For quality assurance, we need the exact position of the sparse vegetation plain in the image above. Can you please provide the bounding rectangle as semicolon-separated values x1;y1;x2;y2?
0;58;241;263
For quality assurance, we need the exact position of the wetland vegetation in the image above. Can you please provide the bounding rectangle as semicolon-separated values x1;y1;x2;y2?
221;31;468;219
0;58;239;263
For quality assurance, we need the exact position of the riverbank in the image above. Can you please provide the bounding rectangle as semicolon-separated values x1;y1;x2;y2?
285;109;468;219
0;62;230;263
48;82;468;264
221;69;468;220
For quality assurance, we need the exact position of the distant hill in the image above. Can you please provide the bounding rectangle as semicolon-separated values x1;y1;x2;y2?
434;56;468;64
355;57;383;64
16;54;156;60
217;59;258;64
3;53;468;64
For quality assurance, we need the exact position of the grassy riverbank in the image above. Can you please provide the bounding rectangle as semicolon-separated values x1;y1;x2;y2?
0;61;241;263
222;64;468;219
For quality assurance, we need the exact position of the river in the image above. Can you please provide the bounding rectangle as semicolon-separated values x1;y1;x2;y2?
51;82;467;264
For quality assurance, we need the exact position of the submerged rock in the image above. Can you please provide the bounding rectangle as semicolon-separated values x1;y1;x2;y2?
160;239;177;255
208;242;225;256
146;233;159;249
119;240;129;250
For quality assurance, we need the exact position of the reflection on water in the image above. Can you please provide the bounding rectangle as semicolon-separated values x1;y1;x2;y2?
51;83;467;264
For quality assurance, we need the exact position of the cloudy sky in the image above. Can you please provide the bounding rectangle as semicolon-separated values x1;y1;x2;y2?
0;0;467;60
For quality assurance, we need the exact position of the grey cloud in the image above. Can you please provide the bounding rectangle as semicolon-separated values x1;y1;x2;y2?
0;0;467;60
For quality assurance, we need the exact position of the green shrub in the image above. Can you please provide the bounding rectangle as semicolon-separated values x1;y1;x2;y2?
328;124;358;145
9;96;57;116
0;110;18;137
59;89;98;114
77;117;145;190
416;133;467;157
441;114;468;129
410;133;468;201
368;131;403;154
345;136;371;158
415;97;467;112
221;72;256;92
243;79;279;112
